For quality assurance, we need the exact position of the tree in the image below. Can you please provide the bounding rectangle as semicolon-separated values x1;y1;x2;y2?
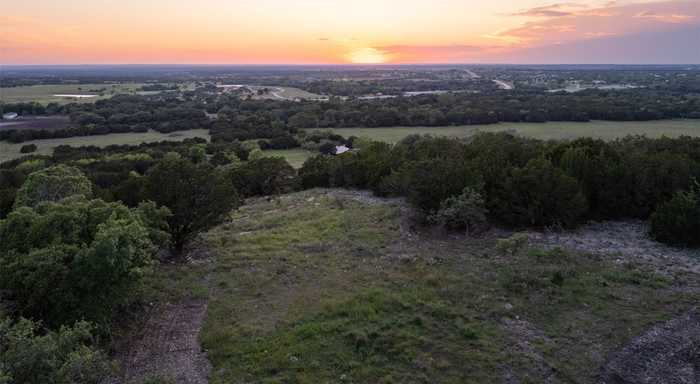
299;155;333;189
429;187;489;235
0;318;111;384
229;157;297;197
0;197;168;328
404;158;480;213
497;158;587;228
650;184;700;247
146;153;240;253
13;165;92;208
19;144;37;154
319;142;336;155
188;145;206;163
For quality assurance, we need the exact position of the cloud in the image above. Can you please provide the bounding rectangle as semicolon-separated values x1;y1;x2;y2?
493;22;700;64
511;3;587;18
634;11;695;23
494;0;700;47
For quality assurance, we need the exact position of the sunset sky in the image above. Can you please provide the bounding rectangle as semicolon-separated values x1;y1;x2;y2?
1;0;699;64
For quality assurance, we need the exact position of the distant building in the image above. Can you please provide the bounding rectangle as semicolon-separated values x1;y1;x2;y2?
2;112;18;120
335;145;350;155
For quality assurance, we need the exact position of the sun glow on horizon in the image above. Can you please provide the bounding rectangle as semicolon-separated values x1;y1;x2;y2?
1;1;699;65
346;48;389;64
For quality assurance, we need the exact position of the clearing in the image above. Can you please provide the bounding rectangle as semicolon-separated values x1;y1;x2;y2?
123;189;699;383
261;148;313;168
0;129;210;163
324;119;700;142
0;83;147;104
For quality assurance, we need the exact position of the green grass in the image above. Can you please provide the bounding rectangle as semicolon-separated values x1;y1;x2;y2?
0;83;148;104
0;129;210;163
261;148;313;168
272;87;325;100
162;190;699;383
323;120;700;142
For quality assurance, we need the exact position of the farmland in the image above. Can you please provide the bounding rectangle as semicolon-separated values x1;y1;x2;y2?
0;129;210;162
0;83;148;104
324;119;700;143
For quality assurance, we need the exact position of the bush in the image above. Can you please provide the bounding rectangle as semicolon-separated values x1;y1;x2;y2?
429;187;488;235
0;197;168;328
405;158;480;213
19;144;37;154
650;185;700;247
495;233;529;255
229;157;297;197
319;142;336;155
0;318;111;384
14;165;92;208
299;155;333;189
496;158;587;228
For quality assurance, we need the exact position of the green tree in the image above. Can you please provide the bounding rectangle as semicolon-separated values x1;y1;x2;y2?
497;158;587;228
650;184;700;247
146;154;240;253
0;318;111;384
0;197;166;328
229;157;297;197
13;165;92;208
429;187;489;235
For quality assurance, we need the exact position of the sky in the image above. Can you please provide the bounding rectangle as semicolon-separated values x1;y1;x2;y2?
1;0;699;65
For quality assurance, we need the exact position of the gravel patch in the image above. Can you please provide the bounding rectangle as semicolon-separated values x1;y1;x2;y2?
599;308;700;384
526;220;700;275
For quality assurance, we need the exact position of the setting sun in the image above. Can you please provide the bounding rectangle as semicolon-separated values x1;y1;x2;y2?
346;48;388;64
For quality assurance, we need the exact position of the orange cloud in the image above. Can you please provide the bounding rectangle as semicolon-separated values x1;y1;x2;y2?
634;11;695;23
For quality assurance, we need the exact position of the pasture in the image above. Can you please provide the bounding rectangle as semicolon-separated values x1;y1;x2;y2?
323;120;700;143
0;83;147;104
0;129;210;163
261;148;313;168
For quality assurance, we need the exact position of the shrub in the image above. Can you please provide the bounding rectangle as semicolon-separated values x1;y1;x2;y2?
0;197;168;328
229;157;297;197
13;165;92;208
495;233;529;255
496;158;587;228
19;144;37;154
429;187;488;235
319;142;336;155
404;158;481;213
650;185;700;247
0;318;111;384
299;155;333;189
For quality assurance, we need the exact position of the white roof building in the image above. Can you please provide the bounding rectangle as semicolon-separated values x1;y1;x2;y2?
335;145;350;155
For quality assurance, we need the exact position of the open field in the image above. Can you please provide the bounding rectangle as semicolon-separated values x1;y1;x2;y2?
129;189;699;383
0;129;210;163
261;148;313;168
0;83;147;104
324;119;700;142
270;86;325;100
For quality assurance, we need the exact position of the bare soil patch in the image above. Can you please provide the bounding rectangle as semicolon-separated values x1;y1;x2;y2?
525;220;700;276
109;299;211;384
600;308;700;384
